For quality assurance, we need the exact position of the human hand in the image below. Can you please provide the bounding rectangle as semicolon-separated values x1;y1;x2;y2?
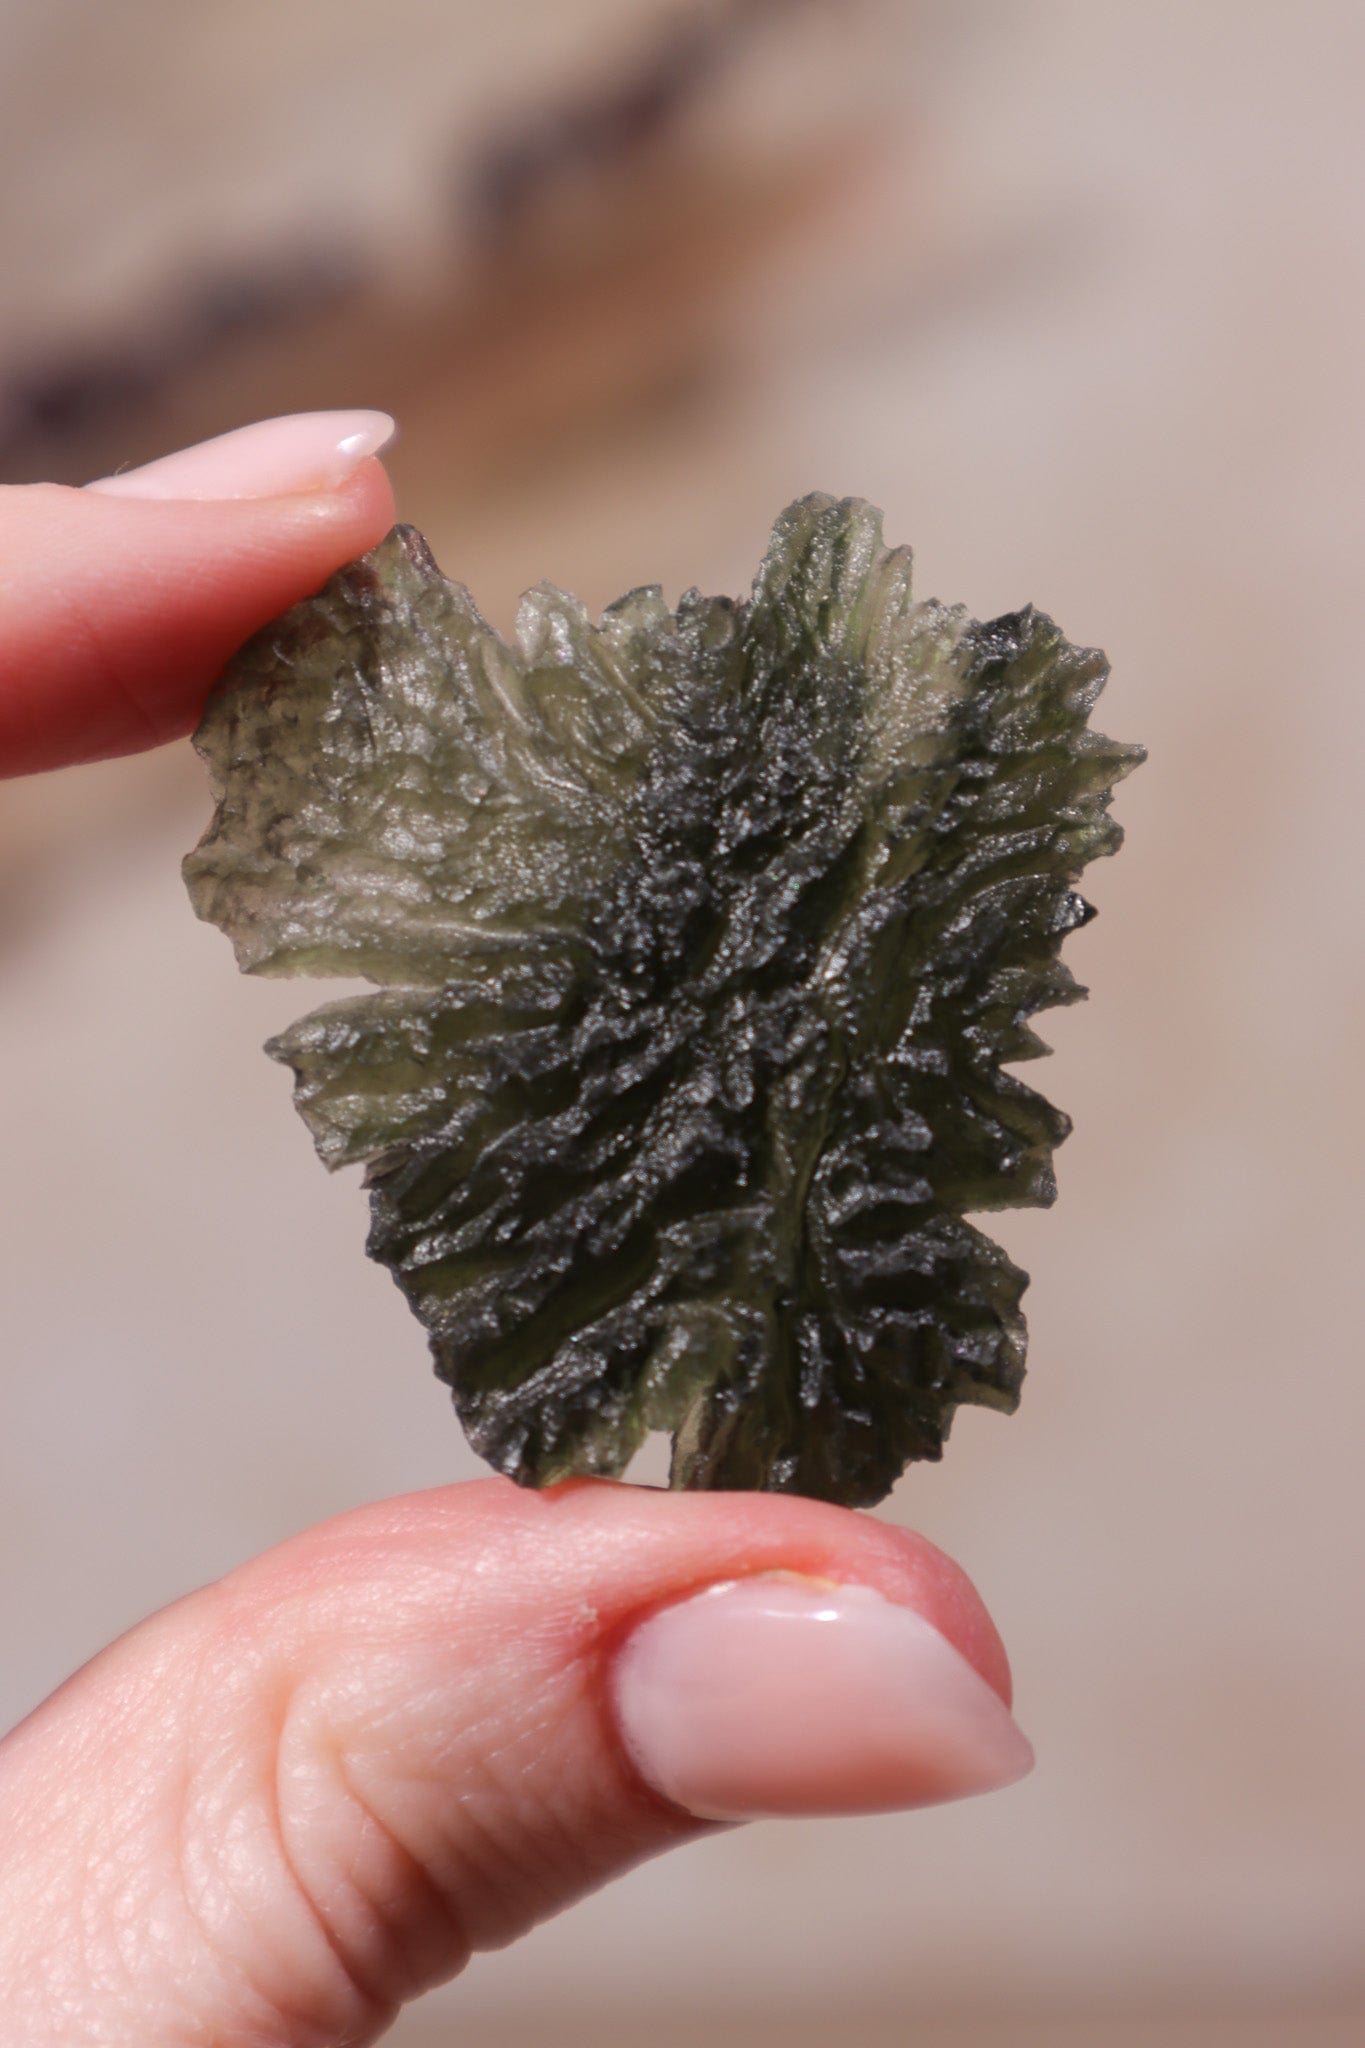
0;415;1034;2047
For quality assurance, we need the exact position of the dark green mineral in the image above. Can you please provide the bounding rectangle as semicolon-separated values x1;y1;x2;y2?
185;494;1141;1506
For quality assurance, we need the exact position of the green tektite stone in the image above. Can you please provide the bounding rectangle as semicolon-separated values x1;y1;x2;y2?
184;494;1141;1506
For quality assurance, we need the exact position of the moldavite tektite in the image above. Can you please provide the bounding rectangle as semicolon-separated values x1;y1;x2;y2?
184;494;1141;1508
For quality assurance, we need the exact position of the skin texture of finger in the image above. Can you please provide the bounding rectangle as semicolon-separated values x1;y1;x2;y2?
0;462;395;778
0;1479;1012;2047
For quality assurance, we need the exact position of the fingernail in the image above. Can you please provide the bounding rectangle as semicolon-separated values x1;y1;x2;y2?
612;1575;1034;1821
85;410;395;501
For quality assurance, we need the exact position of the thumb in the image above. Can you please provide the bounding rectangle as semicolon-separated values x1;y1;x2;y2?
0;1479;1030;2047
0;411;396;778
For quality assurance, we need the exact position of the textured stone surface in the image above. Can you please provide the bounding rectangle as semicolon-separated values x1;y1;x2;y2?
185;495;1139;1504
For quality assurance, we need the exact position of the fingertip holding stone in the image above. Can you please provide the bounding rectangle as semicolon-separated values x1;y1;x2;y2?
612;1574;1034;1822
85;410;395;501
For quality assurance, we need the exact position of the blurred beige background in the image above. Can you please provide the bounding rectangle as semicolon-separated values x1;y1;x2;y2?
2;3;1362;2044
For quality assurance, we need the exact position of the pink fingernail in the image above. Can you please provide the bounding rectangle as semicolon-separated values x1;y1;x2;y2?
612;1575;1034;1821
84;410;395;501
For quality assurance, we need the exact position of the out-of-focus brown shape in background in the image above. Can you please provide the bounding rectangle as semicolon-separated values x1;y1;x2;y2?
2;3;1362;2044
